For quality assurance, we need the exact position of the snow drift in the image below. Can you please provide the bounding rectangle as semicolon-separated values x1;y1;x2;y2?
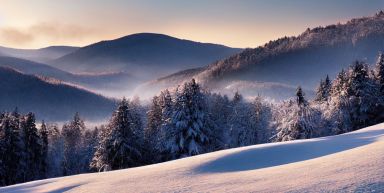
2;123;384;193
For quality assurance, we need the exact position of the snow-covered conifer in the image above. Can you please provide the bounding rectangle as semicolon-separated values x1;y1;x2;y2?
82;127;99;172
315;75;331;102
275;89;320;141
46;124;64;177
21;112;42;181
62;112;85;175
91;98;143;171
374;52;384;91
1;110;25;185
206;93;231;150
229;99;257;147
39;121;48;179
163;79;210;158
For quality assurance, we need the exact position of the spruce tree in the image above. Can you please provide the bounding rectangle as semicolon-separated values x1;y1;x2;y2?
91;98;143;171
146;96;162;141
47;124;64;178
145;95;163;162
129;97;145;145
90;125;109;172
39;121;49;179
82;127;99;172
276;89;318;141
229;100;257;147
206;93;231;150
232;91;243;105
315;79;325;101
375;52;384;91
3;110;24;185
296;86;306;106
345;61;378;130
62;112;85;175
0;113;7;186
315;75;331;102
21;112;42;181
157;89;174;161
252;96;273;143
164;79;210;158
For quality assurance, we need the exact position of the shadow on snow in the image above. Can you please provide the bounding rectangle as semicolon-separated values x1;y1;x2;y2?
195;129;384;173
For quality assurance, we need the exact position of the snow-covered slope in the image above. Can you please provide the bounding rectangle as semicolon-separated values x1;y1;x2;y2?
2;123;384;192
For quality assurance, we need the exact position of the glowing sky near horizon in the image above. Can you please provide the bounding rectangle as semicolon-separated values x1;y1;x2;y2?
0;0;383;49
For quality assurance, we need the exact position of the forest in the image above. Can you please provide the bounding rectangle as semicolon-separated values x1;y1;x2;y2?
1;53;384;186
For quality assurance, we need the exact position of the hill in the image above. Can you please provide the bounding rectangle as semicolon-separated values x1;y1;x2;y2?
196;12;384;88
0;46;78;63
52;33;242;76
2;123;383;192
142;12;384;99
0;56;140;98
0;67;115;121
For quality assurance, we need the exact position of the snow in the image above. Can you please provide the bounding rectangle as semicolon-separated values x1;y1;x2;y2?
2;123;384;193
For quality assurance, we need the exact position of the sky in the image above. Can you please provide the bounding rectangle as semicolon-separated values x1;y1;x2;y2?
0;0;383;49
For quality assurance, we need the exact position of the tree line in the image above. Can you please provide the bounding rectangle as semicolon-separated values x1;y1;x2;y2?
1;53;384;186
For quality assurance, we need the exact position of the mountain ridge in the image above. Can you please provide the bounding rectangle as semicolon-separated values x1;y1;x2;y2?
139;12;384;99
0;45;79;63
0;56;140;98
51;33;242;76
0;66;115;121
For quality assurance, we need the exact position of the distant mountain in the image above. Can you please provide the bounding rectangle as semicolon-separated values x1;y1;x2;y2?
0;67;115;121
141;12;384;99
196;12;384;88
0;57;140;98
0;46;78;63
52;33;242;76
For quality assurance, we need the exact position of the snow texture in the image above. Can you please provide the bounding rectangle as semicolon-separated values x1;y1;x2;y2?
1;123;383;192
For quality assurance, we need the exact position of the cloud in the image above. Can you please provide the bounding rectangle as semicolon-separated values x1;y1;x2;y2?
0;28;35;45
0;22;98;47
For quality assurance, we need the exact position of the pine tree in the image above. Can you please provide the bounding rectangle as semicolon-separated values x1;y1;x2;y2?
232;91;243;105
275;89;318;141
0;113;7;186
315;75;331;102
252;96;273;143
325;75;331;93
296;86;306;106
90;125;109;172
91;98;143;172
315;79;325;101
82;127;99;172
62;112;85;176
163;79;210;158
206;93;231;150
326;61;380;133
144;95;163;163
2;110;25;185
39;121;49;179
345;61;378;130
157;89;174;161
129;97;145;144
374;52;384;92
146;96;162;141
229;100;257;147
21;112;43;181
47;124;63;178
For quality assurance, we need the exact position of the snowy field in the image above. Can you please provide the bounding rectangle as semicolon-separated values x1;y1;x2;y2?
2;123;384;193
